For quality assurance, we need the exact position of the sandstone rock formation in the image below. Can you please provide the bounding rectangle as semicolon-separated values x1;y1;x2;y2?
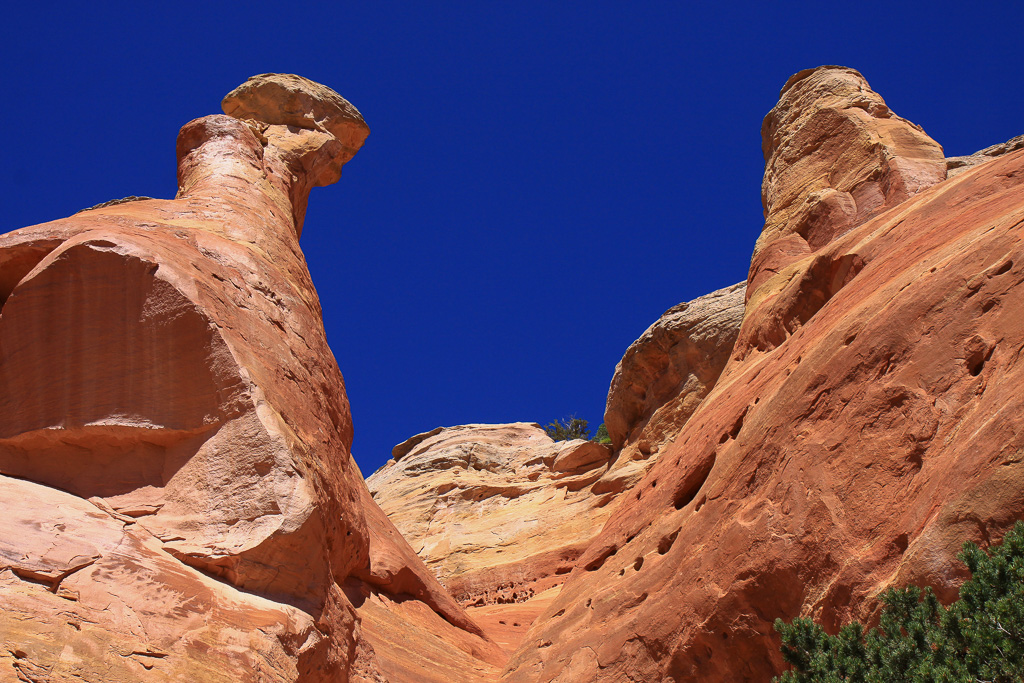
601;282;746;491
366;283;748;657
0;73;501;683
6;64;1024;683
946;133;1024;178
501;65;1024;681
367;423;612;652
747;66;946;326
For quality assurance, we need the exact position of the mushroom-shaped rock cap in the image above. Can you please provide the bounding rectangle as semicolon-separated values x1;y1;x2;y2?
222;73;370;159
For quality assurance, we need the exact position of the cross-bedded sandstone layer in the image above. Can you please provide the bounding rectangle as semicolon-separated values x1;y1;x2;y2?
0;74;502;683
368;423;613;653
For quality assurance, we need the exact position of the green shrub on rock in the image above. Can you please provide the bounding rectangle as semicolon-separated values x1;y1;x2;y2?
543;416;590;441
775;521;1024;682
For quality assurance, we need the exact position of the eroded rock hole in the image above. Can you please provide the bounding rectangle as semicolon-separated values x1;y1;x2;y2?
724;407;749;443
967;346;995;377
584;544;618;571
658;529;680;555
674;455;714;510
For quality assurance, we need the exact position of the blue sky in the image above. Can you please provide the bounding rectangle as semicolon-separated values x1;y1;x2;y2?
3;2;1021;475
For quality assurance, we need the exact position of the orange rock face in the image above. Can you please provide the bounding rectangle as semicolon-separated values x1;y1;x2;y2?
501;66;1024;681
362;270;745;671
0;73;500;683
365;285;749;659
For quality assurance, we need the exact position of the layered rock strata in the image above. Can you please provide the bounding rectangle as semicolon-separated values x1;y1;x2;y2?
0;73;501;683
368;423;613;652
502;66;1024;681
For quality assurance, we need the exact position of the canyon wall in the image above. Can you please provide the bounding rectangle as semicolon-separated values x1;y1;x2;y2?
4;65;1023;683
366;283;747;655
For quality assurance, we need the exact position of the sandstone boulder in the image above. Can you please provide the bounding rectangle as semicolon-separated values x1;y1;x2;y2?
602;282;746;479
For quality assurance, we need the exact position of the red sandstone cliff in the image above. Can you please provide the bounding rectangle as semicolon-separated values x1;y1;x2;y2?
500;66;1024;681
0;74;502;683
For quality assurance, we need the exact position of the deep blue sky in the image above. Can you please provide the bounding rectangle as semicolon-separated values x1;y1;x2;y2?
2;3;1021;475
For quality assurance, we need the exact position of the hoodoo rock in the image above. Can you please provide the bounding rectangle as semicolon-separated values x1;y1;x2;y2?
0;73;501;683
501;66;1024;681
743;66;947;356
